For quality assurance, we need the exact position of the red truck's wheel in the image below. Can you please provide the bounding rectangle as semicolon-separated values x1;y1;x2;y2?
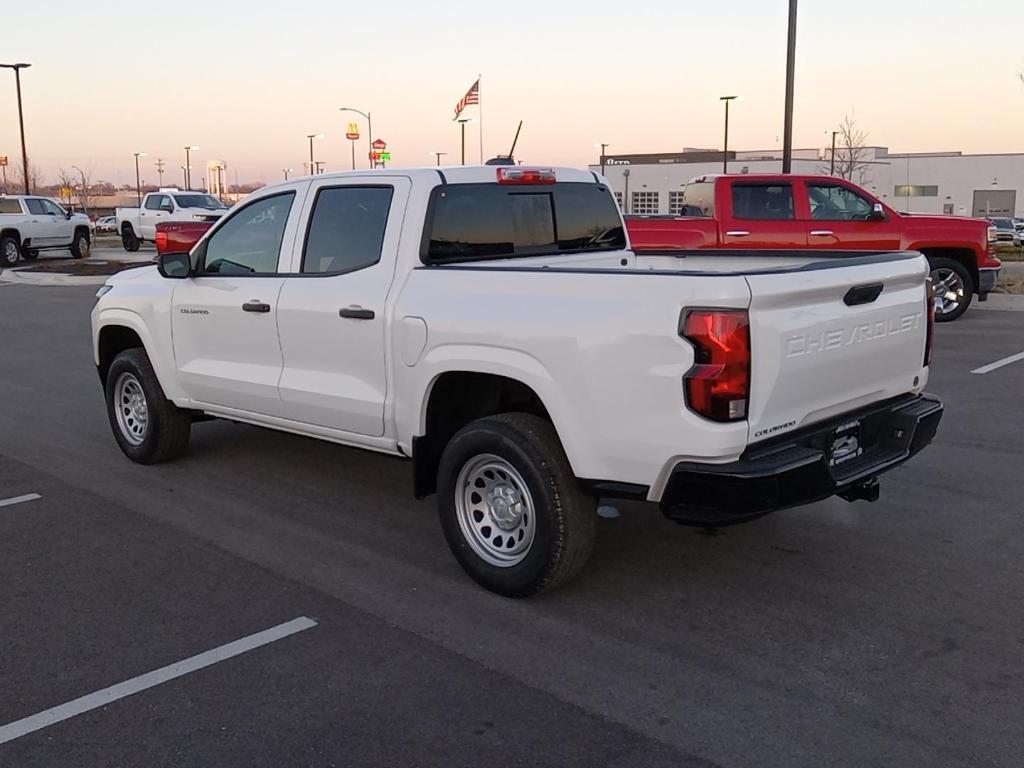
437;412;595;597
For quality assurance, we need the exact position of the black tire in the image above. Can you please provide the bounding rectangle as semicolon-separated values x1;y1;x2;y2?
121;225;141;252
104;348;191;464
21;249;39;260
928;256;973;323
437;413;595;597
70;228;91;259
1;234;20;267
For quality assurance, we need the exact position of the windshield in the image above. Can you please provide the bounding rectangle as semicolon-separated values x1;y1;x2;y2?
990;218;1013;228
174;194;225;210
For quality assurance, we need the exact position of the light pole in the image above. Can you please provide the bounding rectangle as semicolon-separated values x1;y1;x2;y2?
595;142;610;176
307;133;324;175
623;168;631;215
181;165;189;188
0;63;32;195
720;96;738;174
431;152;447;166
155;158;165;187
184;145;199;189
829;130;839;176
339;107;372;169
283;168;292;181
133;152;147;206
781;0;798;173
457;118;474;165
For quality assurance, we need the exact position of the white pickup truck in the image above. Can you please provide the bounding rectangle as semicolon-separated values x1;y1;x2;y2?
116;190;228;252
1;195;93;267
92;166;942;596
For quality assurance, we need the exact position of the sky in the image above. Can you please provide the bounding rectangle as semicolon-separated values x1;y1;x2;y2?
2;0;1023;188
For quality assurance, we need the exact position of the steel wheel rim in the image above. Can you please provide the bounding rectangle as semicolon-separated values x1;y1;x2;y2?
77;236;89;256
931;268;964;316
455;453;536;568
3;241;17;265
114;372;148;446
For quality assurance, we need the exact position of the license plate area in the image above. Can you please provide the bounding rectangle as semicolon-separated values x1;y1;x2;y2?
829;420;863;467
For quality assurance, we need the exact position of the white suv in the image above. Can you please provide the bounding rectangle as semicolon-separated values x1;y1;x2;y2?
0;195;93;267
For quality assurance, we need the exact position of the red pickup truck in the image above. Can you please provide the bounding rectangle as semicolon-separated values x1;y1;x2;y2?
626;174;1000;321
154;221;213;256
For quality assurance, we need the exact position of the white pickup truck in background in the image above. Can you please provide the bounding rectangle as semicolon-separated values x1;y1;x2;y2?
92;166;942;596
116;190;228;252
1;194;93;267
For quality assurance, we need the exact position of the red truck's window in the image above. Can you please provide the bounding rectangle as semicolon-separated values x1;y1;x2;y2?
423;182;625;264
731;184;795;221
807;183;874;221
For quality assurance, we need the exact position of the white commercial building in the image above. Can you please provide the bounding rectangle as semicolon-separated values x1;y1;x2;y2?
592;146;1024;218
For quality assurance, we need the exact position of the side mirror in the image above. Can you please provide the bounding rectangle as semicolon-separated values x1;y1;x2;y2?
158;251;192;279
65;209;73;219
869;203;886;221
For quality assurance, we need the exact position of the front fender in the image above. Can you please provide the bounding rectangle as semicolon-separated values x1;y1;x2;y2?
93;307;188;402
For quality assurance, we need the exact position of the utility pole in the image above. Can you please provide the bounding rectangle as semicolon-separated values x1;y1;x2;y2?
133;152;146;206
155;158;165;187
0;63;32;195
184;145;199;189
781;0;798;173
829;130;839;176
720;96;738;174
596;142;610;176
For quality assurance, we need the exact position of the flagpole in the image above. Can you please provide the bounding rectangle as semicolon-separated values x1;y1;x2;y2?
478;74;484;163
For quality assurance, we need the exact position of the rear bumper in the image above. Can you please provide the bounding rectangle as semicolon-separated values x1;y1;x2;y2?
978;266;1000;295
659;394;943;526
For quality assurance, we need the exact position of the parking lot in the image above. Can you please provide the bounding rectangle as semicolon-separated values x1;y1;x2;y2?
1;281;1023;767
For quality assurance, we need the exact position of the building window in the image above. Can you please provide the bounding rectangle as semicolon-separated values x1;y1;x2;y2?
894;185;938;198
668;190;686;215
631;191;659;215
614;191;623;209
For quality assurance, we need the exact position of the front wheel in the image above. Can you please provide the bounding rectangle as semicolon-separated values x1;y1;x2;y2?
1;235;20;268
437;413;595;597
121;226;140;252
105;348;191;464
929;257;973;323
70;229;91;259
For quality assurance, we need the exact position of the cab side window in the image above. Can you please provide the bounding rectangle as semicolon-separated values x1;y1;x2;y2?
145;195;172;212
808;184;874;221
199;192;295;276
25;199;46;215
41;199;65;216
301;186;393;275
731;184;795;220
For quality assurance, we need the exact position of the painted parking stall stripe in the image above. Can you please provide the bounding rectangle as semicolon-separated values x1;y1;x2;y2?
971;350;1024;375
0;616;317;745
0;493;41;508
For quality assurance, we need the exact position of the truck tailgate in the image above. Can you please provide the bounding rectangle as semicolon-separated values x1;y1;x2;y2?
744;253;930;442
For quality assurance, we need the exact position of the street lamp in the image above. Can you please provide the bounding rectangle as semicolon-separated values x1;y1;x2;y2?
457;118;475;165
307;133;324;175
283;168;293;181
133;152;147;206
720;96;738;174
623;168;631;215
431;152;447;166
0;63;32;195
595;142;610;176
180;165;190;188
339;107;373;169
829;130;839;176
184;145;199;189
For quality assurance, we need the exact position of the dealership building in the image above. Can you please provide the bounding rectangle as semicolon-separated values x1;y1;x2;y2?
591;146;1024;218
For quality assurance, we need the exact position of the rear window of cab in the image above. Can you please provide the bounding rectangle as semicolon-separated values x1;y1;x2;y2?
422;182;625;264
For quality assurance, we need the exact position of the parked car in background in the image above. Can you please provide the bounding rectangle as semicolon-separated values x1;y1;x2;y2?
95;215;118;234
0;194;93;267
93;166;942;596
625;174;1001;322
116;190;228;252
987;218;1021;248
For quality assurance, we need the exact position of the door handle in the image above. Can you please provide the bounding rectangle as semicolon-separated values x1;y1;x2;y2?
810;230;835;236
726;230;750;237
242;301;271;313
339;306;375;320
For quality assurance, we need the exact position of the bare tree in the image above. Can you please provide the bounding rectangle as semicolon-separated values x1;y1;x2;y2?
72;166;95;215
11;159;43;194
822;114;872;185
56;168;77;207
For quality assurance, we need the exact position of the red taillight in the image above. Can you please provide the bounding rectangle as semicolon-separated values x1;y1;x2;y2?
155;231;168;252
497;167;556;185
681;309;751;422
924;280;936;366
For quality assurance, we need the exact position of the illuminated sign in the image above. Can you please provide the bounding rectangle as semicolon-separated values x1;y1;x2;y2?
345;122;360;140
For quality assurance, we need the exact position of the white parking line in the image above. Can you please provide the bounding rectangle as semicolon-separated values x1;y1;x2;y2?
0;616;317;745
971;351;1024;375
0;493;41;508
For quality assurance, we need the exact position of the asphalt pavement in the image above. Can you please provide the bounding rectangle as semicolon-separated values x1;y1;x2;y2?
1;284;1022;767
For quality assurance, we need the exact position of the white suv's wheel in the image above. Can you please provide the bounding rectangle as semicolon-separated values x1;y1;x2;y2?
1;235;20;268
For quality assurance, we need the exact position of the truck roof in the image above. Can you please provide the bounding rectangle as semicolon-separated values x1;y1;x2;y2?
689;173;855;184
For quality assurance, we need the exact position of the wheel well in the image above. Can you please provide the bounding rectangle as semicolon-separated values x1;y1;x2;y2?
918;248;978;293
74;225;91;240
413;372;550;498
120;222;135;235
1;227;22;246
97;325;144;384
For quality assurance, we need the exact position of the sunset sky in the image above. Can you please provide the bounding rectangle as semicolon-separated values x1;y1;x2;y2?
2;0;1023;188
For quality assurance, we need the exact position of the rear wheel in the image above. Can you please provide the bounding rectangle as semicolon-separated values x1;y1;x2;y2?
1;235;20;268
928;257;973;323
121;225;140;252
437;413;595;597
70;228;91;259
105;348;191;464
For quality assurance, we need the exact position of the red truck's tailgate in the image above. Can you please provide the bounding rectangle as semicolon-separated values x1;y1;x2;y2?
743;253;930;442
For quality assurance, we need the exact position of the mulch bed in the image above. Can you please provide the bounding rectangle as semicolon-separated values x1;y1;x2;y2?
13;260;152;277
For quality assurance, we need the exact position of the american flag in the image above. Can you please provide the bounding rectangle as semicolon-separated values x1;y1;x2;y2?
453;79;480;120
